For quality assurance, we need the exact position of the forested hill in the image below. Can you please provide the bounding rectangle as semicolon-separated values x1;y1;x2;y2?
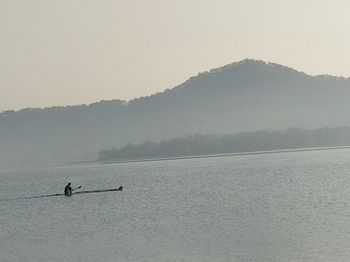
99;127;350;161
1;59;350;168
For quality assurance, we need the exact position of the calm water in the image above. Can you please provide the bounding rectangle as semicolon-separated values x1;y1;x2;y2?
2;149;350;262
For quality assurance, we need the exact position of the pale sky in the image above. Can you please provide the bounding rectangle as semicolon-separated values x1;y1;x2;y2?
1;0;350;111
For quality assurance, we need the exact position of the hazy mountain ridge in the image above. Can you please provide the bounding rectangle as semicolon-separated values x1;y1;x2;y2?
1;59;350;168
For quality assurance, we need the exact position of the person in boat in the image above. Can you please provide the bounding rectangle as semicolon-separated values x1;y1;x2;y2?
64;183;73;196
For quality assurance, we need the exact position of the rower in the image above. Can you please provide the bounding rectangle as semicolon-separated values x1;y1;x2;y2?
64;183;73;196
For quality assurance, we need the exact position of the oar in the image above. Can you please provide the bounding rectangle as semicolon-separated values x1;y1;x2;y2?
72;186;81;191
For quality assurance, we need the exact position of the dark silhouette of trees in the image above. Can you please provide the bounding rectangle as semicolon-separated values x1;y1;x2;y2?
99;127;350;161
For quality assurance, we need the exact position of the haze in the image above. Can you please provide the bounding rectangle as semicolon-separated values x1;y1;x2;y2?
1;0;350;111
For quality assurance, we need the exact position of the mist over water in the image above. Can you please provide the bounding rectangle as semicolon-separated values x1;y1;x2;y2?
2;149;350;261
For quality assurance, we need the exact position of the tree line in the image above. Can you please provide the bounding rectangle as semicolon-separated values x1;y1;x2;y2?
99;126;350;161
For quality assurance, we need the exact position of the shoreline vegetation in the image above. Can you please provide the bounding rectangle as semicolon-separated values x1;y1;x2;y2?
83;127;350;165
94;145;350;165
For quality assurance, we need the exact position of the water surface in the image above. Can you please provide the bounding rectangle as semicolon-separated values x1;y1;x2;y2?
1;149;350;261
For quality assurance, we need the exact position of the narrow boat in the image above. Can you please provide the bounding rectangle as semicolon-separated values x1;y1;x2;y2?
2;186;123;201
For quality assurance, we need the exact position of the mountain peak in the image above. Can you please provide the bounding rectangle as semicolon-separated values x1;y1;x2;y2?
209;59;303;76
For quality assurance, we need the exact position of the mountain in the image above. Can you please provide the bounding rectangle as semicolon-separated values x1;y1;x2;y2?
1;59;350;168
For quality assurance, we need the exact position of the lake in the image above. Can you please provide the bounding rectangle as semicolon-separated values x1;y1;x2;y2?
1;148;350;262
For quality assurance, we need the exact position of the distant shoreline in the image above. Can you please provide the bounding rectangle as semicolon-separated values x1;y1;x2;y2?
70;145;350;166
